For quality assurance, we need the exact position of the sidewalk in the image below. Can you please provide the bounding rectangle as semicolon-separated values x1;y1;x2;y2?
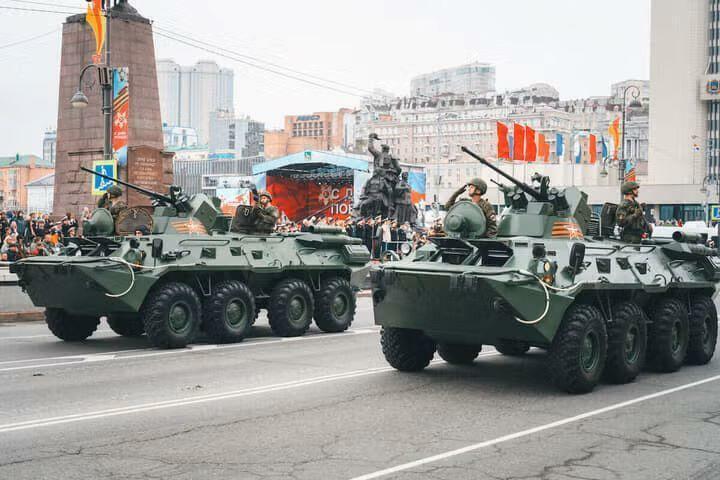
0;267;45;323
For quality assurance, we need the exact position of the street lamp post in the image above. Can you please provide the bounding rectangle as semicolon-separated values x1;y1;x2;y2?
434;112;457;204
71;1;113;161
619;85;642;190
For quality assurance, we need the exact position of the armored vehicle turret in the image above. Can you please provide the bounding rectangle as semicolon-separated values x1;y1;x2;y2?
11;170;371;349
372;147;719;393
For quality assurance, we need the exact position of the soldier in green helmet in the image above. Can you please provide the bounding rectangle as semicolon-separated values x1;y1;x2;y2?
253;190;280;234
615;181;652;243
445;177;497;237
97;184;128;221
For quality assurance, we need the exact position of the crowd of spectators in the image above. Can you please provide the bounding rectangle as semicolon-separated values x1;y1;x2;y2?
0;210;83;262
275;215;429;259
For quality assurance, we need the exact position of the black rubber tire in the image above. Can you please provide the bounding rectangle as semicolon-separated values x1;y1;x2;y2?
646;297;689;372
437;343;480;365
548;304;607;394
45;308;99;342
107;314;145;337
380;327;436;372
495;340;530;356
686;295;718;365
140;282;201;349
202;280;255;344
314;277;356;333
268;279;314;337
603;301;647;384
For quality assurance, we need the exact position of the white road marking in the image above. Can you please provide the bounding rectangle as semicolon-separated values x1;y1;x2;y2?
0;327;381;373
0;330;114;341
347;373;720;480
0;353;497;434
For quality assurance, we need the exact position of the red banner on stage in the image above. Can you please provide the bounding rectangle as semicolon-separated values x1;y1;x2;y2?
266;176;354;222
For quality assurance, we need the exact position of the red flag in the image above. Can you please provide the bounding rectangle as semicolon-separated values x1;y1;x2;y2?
513;123;525;161
589;134;597;164
496;122;510;160
538;133;549;162
525;126;537;162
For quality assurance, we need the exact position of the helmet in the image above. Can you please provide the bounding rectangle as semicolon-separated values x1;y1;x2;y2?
258;190;272;201
621;181;640;195
107;185;123;198
466;177;487;195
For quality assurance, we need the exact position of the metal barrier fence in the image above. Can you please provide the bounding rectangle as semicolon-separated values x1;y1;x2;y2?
172;156;264;195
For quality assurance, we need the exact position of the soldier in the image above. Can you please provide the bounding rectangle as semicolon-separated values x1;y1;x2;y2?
615;181;652;243
253;191;280;234
97;185;127;220
444;178;498;238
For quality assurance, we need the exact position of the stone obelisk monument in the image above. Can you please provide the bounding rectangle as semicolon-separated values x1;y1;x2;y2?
53;0;172;216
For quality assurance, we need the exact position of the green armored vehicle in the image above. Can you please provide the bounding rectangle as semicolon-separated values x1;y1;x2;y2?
11;169;370;349
372;147;719;393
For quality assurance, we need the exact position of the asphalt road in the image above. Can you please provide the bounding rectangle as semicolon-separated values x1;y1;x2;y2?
0;299;719;480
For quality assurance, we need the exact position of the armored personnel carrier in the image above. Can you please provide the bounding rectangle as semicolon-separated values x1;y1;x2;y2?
371;147;719;393
11;169;370;349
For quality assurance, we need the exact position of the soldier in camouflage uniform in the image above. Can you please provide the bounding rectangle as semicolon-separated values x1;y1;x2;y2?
253;191;280;234
615;181;652;243
97;185;128;221
445;177;498;238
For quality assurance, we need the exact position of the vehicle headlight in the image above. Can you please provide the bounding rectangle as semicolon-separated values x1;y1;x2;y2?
400;242;412;255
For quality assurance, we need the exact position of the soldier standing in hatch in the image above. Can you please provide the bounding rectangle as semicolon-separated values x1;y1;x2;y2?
97;185;128;220
615;181;652;243
253;191;280;234
444;178;498;238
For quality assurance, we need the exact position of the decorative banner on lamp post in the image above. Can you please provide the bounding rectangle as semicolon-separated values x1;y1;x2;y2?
112;67;130;167
91;159;118;196
85;0;105;64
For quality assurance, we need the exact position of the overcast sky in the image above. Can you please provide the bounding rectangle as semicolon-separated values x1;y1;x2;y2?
0;0;651;157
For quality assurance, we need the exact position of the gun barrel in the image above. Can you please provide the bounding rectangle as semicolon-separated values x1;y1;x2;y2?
81;166;174;204
460;147;544;201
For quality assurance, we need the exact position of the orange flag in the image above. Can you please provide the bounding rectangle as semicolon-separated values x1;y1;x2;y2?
497;121;510;160
525;126;537;162
513;123;525;161
608;117;620;160
538;133;549;162
589;134;597;164
86;0;106;63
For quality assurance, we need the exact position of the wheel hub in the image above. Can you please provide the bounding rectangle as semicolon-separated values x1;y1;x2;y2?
168;302;191;334
332;293;349;317
671;321;682;353
226;300;247;327
581;331;599;372
624;325;640;363
288;295;306;324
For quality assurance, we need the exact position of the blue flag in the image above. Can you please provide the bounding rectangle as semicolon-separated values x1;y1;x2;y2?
556;134;564;159
509;135;514;161
601;136;608;160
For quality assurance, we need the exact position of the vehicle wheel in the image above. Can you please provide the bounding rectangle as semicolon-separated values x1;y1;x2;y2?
268;279;314;337
437;343;480;364
381;327;436;372
548;304;607;394
603;301;647;384
646;297;689;372
202;280;255;344
314;277;356;333
141;282;201;349
495;340;530;356
45;308;99;342
107;314;145;337
685;295;718;365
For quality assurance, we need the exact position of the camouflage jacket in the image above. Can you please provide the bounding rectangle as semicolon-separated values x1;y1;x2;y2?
615;199;649;235
109;201;128;220
254;205;280;233
445;190;497;238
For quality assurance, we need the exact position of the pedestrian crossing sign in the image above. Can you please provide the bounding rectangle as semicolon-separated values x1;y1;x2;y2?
711;205;720;222
91;159;118;196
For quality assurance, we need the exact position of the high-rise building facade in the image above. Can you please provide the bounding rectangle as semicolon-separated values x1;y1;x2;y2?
42;129;56;165
410;62;496;97
156;59;234;144
209;111;265;159
264;109;352;159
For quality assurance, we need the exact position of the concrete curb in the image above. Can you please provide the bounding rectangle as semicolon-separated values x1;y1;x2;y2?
0;311;44;324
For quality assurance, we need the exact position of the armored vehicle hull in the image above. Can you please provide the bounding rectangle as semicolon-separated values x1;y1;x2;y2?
372;147;720;393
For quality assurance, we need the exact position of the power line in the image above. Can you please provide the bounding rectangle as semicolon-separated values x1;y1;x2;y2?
153;25;375;97
154;30;365;98
0;27;58;50
0;5;79;14
5;0;82;9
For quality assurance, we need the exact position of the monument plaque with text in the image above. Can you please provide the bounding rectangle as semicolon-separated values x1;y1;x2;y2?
127;146;165;206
